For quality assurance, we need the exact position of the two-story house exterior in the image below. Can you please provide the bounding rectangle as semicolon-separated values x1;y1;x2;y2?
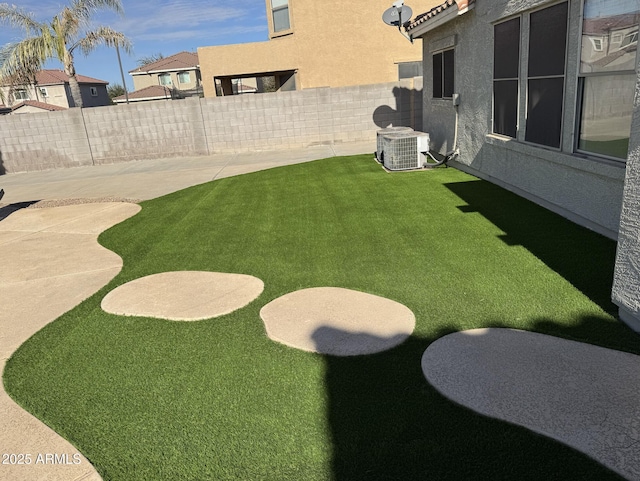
0;69;110;110
197;0;442;97
127;51;202;99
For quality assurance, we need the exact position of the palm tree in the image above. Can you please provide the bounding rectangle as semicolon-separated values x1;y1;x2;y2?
0;0;131;108
136;53;164;68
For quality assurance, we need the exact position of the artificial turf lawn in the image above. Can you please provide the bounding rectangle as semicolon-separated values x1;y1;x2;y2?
4;155;636;480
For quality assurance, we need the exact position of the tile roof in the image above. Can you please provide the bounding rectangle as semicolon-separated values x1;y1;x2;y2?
11;100;67;112
35;69;108;86
406;0;475;32
130;51;199;74
113;85;175;102
582;12;640;35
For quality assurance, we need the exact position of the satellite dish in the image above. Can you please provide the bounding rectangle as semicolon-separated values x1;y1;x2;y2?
382;4;413;26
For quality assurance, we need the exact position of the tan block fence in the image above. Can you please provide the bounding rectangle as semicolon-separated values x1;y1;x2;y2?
0;79;422;174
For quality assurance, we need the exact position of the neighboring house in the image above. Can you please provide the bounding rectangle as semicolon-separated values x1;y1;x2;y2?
0;69;110;109
406;0;640;331
197;0;443;97
112;85;178;104
10;100;67;114
128;51;202;98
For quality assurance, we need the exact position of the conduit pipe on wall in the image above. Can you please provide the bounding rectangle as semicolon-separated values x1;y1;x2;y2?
447;93;461;161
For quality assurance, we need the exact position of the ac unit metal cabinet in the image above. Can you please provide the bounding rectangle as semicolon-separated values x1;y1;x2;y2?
381;131;431;171
376;126;413;162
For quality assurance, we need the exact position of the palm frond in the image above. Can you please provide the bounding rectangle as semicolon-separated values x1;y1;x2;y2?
0;3;45;35
0;37;50;79
0;41;45;100
69;0;124;25
73;26;131;56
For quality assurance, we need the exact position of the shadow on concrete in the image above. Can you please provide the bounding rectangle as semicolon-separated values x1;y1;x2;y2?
445;178;618;315
0;150;5;175
0;201;40;221
311;326;409;357
373;86;423;130
318;312;635;481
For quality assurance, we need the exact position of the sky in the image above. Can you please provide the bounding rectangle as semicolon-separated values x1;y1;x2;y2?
584;0;640;18
0;0;271;91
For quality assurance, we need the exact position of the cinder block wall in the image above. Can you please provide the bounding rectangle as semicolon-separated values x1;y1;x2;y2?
0;109;93;173
0;79;422;173
82;98;209;164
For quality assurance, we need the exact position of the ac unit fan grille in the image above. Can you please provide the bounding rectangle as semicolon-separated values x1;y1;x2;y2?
382;134;420;171
376;126;413;161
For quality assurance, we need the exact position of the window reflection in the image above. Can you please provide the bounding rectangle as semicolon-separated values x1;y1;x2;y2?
578;74;635;159
577;0;638;160
580;0;639;73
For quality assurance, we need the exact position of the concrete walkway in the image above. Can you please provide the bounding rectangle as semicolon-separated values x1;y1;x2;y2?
422;328;640;480
0;142;375;205
0;142;373;481
0;203;140;481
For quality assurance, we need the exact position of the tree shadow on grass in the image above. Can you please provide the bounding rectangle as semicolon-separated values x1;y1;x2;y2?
318;313;636;481
444;179;618;316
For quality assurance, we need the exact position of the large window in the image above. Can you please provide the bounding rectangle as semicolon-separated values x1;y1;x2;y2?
432;49;454;99
399;61;422;80
13;89;29;101
577;0;639;160
525;2;568;148
178;72;191;84
493;18;520;138
271;0;290;32
159;73;172;86
492;2;568;148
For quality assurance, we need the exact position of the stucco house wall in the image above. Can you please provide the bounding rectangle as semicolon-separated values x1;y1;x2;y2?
0;83;69;108
414;0;632;239
131;69;201;91
1;70;110;110
612;74;640;332
198;0;440;98
77;84;110;108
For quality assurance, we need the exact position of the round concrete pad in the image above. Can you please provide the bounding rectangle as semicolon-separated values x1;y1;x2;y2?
422;328;640;480
260;287;415;356
101;271;264;321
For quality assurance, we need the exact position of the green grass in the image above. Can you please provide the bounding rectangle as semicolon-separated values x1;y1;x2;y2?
4;155;635;480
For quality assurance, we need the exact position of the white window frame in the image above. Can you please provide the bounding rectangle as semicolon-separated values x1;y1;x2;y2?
39;87;48;98
90;86;98;97
158;73;172;86
13;89;29;101
432;48;454;99
590;37;603;51
178;71;190;84
575;0;639;161
622;30;638;48
271;0;290;33
492;16;521;139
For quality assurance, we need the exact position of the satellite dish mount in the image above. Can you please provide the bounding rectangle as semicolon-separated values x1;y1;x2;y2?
382;0;413;43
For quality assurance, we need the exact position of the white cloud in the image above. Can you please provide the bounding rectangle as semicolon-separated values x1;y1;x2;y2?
134;24;267;43
114;0;265;35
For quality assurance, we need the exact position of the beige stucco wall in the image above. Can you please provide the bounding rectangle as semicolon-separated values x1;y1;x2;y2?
131;69;200;91
0;84;69;108
198;0;441;97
